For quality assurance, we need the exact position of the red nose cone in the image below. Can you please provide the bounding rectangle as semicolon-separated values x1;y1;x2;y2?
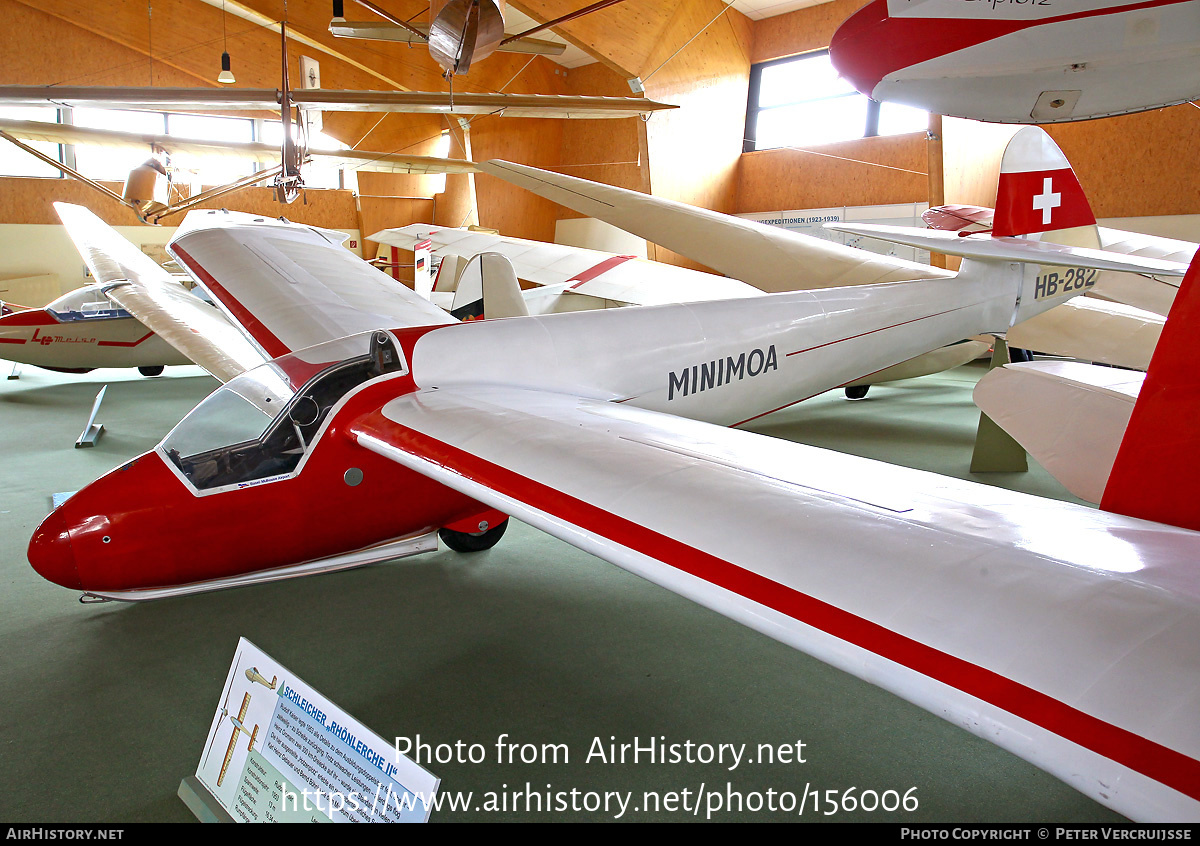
28;507;82;590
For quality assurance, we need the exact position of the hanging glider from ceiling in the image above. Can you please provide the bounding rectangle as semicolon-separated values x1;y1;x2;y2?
0;116;477;224
0;6;669;223
329;0;629;77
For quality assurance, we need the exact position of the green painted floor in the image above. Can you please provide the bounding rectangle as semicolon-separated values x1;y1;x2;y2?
0;361;1123;823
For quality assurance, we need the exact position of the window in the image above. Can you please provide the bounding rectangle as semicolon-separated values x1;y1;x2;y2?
0;106;64;177
73;108;167;180
0;107;356;192
744;51;928;151
260;119;348;189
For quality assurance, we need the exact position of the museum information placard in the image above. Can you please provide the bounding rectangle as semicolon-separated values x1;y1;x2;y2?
194;637;439;822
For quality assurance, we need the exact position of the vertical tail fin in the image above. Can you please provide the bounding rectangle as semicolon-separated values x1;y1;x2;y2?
449;253;528;321
1100;249;1200;530
993;127;1096;240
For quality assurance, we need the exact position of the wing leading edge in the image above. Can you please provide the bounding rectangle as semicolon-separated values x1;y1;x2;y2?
168;210;454;359
349;385;1200;822
478;160;954;292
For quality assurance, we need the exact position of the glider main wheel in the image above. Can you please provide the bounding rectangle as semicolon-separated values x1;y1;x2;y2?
844;385;869;400
138;366;165;377
439;519;509;553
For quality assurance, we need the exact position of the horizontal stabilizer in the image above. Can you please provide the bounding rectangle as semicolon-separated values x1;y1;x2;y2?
974;361;1142;504
827;224;1191;276
1007;299;1164;371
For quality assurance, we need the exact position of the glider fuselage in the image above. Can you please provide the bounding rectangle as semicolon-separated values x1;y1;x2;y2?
29;269;1020;595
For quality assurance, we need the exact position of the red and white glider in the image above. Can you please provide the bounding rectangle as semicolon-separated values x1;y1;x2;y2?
830;0;1200;123
26;162;1199;822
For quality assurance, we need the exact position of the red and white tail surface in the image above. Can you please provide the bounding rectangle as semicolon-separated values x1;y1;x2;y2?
993;127;1096;238
1101;249;1200;530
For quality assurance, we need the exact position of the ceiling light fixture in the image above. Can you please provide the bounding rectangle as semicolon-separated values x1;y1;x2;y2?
217;1;236;84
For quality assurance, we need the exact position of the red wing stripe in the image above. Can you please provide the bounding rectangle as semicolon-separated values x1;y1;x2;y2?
785;305;971;358
568;255;636;289
171;243;291;359
366;416;1200;801
97;331;154;348
0;338;27;344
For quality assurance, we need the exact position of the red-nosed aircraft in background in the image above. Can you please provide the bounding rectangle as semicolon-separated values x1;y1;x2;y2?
0;204;265;381
25;150;1200;820
0;286;190;377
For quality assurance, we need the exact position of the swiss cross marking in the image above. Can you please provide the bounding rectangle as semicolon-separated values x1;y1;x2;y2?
1032;176;1061;225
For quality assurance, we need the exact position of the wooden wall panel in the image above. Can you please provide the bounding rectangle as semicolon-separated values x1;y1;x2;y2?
511;0;687;78
751;0;870;64
1044;107;1200;219
472;116;564;241
943;107;1200;220
737;132;928;212
357;196;435;265
491;3;754;270
0;176;360;229
7;0;230;88
942;119;1021;210
640;3;752;269
558;63;643;203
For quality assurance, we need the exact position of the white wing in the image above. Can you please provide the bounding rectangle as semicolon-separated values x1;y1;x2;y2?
1007;298;1164;371
349;384;1200;821
974;361;1144;503
168;210;454;359
54;203;265;382
0;87;674;120
478;160;956;292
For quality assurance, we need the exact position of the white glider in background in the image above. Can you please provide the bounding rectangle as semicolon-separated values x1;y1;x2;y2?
373;223;991;391
0;285;190;377
371;224;761;314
